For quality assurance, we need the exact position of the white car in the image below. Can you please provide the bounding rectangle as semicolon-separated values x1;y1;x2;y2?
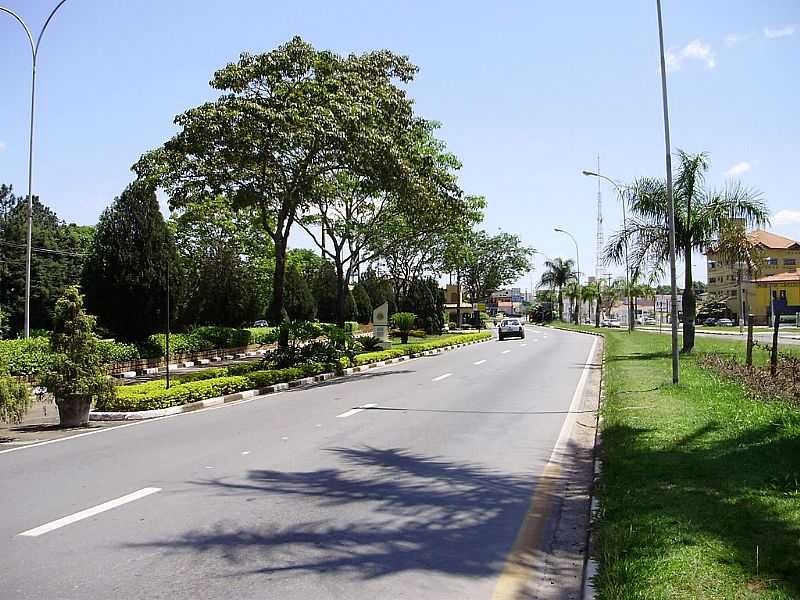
498;318;525;341
717;318;734;327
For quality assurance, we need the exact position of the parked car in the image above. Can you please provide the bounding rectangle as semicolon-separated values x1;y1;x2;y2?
498;318;525;341
717;318;734;327
644;317;657;326
703;318;717;326
606;319;622;328
253;319;269;327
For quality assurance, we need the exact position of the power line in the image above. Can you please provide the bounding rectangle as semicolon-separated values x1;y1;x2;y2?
0;240;87;257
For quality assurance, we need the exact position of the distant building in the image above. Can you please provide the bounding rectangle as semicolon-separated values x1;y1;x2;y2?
706;229;800;322
443;284;473;325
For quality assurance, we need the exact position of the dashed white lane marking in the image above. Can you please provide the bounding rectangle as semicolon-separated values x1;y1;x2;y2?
336;403;377;418
281;436;289;441
241;451;251;456
432;373;452;382
204;466;215;469
501;350;511;354
473;360;487;366
521;343;528;347
18;487;161;537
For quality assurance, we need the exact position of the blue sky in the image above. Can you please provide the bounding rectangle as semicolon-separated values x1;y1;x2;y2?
1;0;798;289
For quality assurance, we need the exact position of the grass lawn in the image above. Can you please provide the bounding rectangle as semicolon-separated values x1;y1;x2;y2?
552;324;800;599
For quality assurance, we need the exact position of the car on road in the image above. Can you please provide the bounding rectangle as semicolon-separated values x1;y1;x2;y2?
717;318;734;327
703;318;717;326
605;319;622;328
643;317;657;326
498;318;525;340
253;319;269;327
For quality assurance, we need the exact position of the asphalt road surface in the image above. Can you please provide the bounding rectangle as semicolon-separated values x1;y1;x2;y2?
0;327;596;600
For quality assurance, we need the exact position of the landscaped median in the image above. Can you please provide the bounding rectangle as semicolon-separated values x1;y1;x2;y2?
90;331;492;420
549;323;800;599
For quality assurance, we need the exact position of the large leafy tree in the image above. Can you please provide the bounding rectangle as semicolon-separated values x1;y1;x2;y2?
172;196;270;327
462;231;533;304
299;121;481;326
0;185;91;334
539;257;576;320
135;37;418;329
605;150;768;352
82;181;179;341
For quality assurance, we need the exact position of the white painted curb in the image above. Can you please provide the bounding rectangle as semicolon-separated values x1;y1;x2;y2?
91;335;492;421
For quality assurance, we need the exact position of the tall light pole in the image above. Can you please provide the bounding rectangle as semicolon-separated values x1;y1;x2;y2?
554;228;581;323
1;0;69;338
582;170;634;332
656;0;680;384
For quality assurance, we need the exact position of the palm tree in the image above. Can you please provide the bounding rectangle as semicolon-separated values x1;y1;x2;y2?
581;281;602;327
604;150;769;352
539;258;576;321
714;219;763;330
564;281;581;324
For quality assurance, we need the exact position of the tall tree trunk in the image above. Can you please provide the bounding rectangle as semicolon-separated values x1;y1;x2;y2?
268;235;288;327
558;287;564;321
595;296;601;327
335;264;346;328
682;247;696;353
455;270;462;328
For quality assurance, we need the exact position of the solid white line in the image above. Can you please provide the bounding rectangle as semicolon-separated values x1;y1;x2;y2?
473;360;487;366
18;487;161;537
501;350;511;355
432;373;452;382
549;336;598;463
336;403;377;418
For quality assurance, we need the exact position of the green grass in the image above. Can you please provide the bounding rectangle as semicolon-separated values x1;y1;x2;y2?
552;324;800;599
387;332;489;352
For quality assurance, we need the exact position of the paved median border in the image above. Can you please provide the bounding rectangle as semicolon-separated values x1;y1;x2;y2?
89;336;492;421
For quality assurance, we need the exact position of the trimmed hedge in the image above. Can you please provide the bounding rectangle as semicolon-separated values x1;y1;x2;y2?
99;362;328;412
95;331;491;412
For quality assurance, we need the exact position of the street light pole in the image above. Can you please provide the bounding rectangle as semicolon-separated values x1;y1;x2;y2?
656;0;680;384
581;170;634;332
554;228;581;324
1;0;69;339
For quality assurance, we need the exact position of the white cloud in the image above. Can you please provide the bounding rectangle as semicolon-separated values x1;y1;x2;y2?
724;32;751;47
724;161;751;177
773;209;800;227
764;25;796;39
0;141;6;153
666;39;716;72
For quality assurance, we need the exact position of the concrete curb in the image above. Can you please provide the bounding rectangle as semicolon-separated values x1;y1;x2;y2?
90;336;492;421
545;325;604;600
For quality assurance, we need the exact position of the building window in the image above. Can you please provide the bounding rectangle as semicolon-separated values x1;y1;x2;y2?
785;258;797;266
766;258;778;266
709;277;715;284
708;261;717;269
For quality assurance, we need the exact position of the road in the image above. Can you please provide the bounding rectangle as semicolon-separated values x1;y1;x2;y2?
0;327;597;600
638;325;800;346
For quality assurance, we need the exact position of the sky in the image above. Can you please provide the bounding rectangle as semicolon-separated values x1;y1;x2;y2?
1;0;798;291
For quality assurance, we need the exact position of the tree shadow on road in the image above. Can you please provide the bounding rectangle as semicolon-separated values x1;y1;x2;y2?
128;446;576;583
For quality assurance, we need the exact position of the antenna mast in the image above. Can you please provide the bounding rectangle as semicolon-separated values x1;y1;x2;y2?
594;154;606;282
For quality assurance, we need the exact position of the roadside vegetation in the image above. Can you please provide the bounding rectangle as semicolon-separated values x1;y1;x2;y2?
554;325;800;599
99;330;491;412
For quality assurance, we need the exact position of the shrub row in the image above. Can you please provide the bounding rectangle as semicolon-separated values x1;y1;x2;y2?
98;362;328;412
97;331;490;413
349;332;491;366
0;325;278;376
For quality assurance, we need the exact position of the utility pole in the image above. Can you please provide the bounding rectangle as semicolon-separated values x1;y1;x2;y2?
656;0;680;384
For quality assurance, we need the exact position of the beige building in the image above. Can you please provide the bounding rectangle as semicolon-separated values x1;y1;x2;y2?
706;229;800;320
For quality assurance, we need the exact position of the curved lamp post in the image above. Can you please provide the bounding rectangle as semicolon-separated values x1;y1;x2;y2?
554;228;581;323
582;170;634;332
1;0;69;338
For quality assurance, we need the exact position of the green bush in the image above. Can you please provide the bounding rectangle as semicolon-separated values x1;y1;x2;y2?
100;362;329;411
0;337;52;376
345;321;360;333
247;327;277;345
358;336;383;352
190;325;251;349
392;312;416;344
97;340;140;363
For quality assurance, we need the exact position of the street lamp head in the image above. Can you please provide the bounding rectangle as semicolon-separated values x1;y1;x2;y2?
582;170;598;177
554;227;564;233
